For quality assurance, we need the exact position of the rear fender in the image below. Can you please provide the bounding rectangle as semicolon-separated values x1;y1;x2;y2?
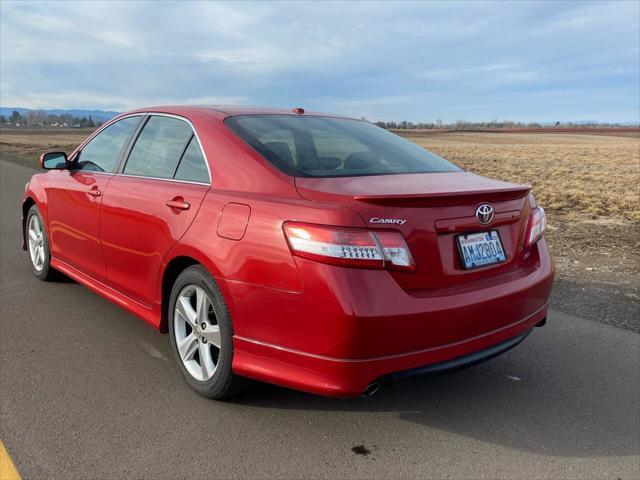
156;243;237;333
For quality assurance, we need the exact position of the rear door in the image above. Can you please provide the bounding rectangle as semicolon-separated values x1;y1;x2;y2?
100;115;211;306
47;115;142;281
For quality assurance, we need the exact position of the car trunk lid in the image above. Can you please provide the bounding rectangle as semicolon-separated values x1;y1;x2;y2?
295;172;533;292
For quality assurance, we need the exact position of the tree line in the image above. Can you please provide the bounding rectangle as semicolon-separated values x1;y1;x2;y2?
0;110;102;128
373;119;635;129
2;110;634;130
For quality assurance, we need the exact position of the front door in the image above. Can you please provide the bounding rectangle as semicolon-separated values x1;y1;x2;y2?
47;116;142;281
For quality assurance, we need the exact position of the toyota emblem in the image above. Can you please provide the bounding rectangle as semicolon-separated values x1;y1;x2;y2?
476;204;494;224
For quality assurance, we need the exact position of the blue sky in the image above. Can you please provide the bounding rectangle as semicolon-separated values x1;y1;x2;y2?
1;0;638;122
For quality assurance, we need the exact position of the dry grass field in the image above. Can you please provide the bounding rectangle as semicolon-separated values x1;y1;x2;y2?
1;127;638;296
405;131;640;302
0;128;93;165
410;132;640;222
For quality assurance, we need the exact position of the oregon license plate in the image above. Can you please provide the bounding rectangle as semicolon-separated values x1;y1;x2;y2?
456;231;506;269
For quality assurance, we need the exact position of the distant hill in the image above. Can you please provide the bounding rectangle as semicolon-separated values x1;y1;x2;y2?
0;107;119;123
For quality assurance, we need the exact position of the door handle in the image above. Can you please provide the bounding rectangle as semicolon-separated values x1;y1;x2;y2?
166;197;190;210
87;187;101;197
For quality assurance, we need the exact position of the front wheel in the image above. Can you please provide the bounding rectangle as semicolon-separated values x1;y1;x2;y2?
168;265;245;399
26;205;57;281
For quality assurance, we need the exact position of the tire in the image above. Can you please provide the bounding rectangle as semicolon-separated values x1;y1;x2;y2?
168;264;245;399
26;205;57;281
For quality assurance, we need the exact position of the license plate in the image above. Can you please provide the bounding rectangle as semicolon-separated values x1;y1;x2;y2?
456;231;506;269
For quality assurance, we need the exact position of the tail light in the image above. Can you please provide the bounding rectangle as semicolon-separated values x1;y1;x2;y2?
283;222;415;271
525;207;546;247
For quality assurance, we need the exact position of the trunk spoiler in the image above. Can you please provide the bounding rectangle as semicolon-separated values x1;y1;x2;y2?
353;185;531;207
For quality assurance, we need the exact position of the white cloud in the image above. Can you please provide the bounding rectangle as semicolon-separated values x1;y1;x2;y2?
0;0;638;122
0;88;250;111
419;62;538;84
182;95;250;106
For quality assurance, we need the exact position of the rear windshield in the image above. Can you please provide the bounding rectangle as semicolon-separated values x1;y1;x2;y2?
224;115;461;178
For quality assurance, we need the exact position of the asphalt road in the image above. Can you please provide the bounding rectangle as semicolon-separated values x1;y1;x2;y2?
1;160;639;479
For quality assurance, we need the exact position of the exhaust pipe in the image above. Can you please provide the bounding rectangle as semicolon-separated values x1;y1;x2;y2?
361;382;381;397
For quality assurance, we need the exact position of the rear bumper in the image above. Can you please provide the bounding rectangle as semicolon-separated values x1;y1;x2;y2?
382;327;532;382
229;238;554;397
233;303;547;397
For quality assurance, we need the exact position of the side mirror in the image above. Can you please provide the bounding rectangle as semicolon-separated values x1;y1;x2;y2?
39;152;69;170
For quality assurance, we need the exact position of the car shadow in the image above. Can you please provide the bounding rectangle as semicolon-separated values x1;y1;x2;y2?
227;328;639;459
52;270;75;283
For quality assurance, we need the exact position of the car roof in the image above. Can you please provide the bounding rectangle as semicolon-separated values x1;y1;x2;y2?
124;105;355;120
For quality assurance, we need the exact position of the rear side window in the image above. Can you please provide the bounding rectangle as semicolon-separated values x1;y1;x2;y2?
124;116;193;179
76;116;141;172
225;115;461;178
174;137;210;183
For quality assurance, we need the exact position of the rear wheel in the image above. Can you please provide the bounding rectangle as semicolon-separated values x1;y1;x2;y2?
168;265;244;399
26;205;57;281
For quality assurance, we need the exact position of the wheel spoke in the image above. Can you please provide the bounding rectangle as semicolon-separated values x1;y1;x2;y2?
177;333;198;361
176;296;197;327
199;342;213;379
195;287;210;324
29;229;38;242
201;324;221;348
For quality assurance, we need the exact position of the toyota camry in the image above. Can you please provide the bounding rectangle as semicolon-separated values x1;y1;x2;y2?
22;106;554;398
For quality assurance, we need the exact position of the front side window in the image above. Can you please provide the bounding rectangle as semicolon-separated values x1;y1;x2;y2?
124;116;193;179
75;116;141;172
225;115;461;178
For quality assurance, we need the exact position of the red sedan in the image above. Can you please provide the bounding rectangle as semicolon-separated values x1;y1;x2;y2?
22;106;554;398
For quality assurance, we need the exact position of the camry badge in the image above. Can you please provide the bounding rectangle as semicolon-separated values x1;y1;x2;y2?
475;204;494;225
369;217;407;226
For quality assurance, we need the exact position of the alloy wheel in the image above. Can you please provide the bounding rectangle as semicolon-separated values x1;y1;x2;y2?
173;285;221;381
28;214;45;272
